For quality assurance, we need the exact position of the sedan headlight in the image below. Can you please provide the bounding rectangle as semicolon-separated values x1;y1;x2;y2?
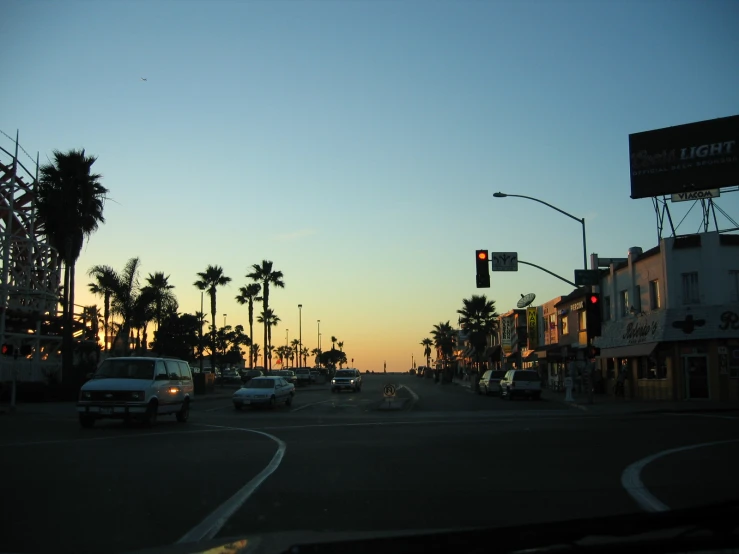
331;379;336;384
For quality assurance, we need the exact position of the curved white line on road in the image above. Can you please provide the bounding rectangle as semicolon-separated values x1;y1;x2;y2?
178;423;286;544
621;438;739;513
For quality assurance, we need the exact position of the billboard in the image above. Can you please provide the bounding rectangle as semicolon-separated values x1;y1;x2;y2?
628;115;739;199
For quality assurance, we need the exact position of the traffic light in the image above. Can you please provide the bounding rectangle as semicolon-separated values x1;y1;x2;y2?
586;293;602;339
1;344;11;357
475;250;490;288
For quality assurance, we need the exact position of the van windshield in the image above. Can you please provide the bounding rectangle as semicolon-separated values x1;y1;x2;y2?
94;359;155;380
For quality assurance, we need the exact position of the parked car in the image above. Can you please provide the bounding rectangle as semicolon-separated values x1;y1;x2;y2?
295;368;313;385
77;357;194;427
233;376;295;409
240;368;263;384
499;370;542;400
331;368;362;393
479;369;507;395
276;370;297;384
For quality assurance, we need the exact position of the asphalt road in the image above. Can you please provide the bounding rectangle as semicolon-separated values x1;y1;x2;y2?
1;373;738;554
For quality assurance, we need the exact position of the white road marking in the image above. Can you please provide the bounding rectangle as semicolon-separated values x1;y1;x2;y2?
290;399;333;412
398;384;419;410
178;424;286;543
621;438;739;513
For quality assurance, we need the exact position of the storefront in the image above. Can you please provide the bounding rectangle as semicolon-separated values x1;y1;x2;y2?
594;303;739;401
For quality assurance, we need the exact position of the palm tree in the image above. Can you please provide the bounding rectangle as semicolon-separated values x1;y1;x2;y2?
331;336;337;350
250;343;260;368
143;272;175;332
421;338;433;367
111;257;142;354
430;321;456;379
311;347;322;368
194;266;232;373
195;311;208;365
131;289;155;354
337;340;344;352
246;261;285;371
457;295;499;377
87;265;118;351
290;338;300;368
300;346;310;367
257;309;281;367
235;283;262;369
37;149;108;372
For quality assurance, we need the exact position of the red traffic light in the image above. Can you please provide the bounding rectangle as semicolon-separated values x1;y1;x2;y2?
477;251;488;261
589;295;599;304
1;344;8;355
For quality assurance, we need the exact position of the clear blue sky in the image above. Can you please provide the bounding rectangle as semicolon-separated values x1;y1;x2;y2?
3;0;738;370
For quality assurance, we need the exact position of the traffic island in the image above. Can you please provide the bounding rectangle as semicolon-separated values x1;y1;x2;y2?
371;384;413;411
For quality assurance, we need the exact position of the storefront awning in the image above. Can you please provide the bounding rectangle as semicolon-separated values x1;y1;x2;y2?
598;342;658;359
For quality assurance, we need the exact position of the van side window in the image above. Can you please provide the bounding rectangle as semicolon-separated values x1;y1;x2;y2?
178;361;192;381
155;361;168;380
165;360;181;380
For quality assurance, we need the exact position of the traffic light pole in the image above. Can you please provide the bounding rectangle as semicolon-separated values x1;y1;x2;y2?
518;260;578;288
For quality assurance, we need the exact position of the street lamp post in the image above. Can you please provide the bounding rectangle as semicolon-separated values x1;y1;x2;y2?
298;304;302;368
493;192;588;270
199;292;204;373
223;314;227;328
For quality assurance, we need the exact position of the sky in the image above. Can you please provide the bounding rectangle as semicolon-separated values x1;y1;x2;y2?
2;0;738;371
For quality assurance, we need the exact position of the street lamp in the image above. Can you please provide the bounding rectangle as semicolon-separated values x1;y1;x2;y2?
223;314;227;328
317;320;321;351
298;304;302;368
493;192;588;270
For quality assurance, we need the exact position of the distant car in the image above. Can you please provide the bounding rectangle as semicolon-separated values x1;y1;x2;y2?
499;370;542;400
77;357;194;427
295;368;312;385
479;369;507;395
240;368;263;383
331;368;362;393
276;370;297;384
233;376;295;409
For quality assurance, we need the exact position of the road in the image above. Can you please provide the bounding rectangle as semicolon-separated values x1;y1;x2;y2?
1;373;738;554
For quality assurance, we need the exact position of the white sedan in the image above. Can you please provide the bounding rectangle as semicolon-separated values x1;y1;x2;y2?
233;376;295;410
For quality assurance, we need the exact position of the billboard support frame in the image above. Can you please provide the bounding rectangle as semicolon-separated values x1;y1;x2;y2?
651;189;739;243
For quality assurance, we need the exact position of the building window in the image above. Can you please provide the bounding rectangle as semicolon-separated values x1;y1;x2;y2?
604;296;611;320
649;280;661;309
730;271;739;302
681;272;700;305
620;290;629;316
633;285;641;312
561;316;569;335
548;314;557;337
579;310;587;331
637;353;667;380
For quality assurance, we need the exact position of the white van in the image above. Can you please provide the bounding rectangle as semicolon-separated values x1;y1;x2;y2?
77;357;194;428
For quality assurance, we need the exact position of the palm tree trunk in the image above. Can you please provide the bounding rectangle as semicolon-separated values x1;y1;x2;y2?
210;291;217;373
248;302;254;369
62;256;75;377
103;293;110;351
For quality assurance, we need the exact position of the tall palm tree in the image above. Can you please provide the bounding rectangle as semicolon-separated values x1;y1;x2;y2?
37;149;108;372
330;336;337;350
250;343;260;367
194;265;232;373
257;309;281;368
87;265;118;351
457;295;498;375
430;321;456;369
111;257;142;354
246;261;285;370
337;340;344;352
290;338;300;368
235;283;262;369
143;272;175;332
131;289;155;354
420;338;433;367
311;347;322;368
301;346;310;367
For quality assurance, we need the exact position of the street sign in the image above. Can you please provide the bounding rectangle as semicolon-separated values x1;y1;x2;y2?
491;252;518;271
574;269;600;286
383;384;396;398
671;189;720;202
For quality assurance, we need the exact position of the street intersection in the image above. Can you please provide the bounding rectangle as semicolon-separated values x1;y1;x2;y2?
1;374;737;554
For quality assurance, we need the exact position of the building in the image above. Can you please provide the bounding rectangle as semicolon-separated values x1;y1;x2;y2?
593;231;739;401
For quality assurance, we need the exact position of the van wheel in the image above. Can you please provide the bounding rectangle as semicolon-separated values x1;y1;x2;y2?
144;400;158;426
176;399;190;422
79;415;95;428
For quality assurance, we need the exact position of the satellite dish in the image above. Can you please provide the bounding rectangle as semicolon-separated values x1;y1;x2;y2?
517;293;536;309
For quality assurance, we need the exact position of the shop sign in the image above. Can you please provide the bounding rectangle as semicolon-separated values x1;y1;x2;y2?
570;300;584;311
